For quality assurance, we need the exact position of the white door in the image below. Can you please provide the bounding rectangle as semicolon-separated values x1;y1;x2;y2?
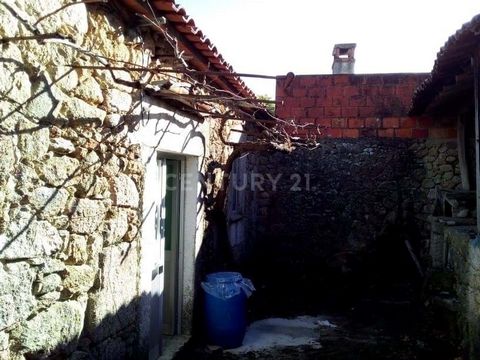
149;158;167;360
149;157;182;359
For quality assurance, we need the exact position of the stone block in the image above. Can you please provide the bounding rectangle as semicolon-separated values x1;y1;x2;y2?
37;156;80;187
74;77;104;105
69;199;107;234
11;299;87;356
59;97;106;124
86;242;138;342
0;262;36;330
0;211;64;259
104;89;132;113
63;265;96;295
50;138;76;154
67;234;89;264
29;186;69;218
103;209;129;246
109;173;139;208
34;273;62;295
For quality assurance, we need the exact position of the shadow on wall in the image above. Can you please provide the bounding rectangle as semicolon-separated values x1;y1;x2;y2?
230;138;451;319
1;292;157;360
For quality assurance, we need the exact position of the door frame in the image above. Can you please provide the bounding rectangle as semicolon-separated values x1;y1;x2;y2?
158;153;186;336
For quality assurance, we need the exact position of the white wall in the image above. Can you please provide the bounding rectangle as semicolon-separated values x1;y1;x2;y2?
128;98;207;351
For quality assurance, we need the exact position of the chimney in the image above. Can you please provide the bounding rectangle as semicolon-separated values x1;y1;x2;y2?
332;43;356;74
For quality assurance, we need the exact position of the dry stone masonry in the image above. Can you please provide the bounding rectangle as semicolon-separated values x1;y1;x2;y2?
0;1;230;359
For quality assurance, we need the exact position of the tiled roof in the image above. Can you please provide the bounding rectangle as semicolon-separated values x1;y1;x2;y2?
121;0;255;99
410;14;480;115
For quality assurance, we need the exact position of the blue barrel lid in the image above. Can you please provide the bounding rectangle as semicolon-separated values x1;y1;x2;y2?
206;272;242;284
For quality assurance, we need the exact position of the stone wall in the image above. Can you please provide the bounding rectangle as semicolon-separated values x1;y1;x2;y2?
0;1;229;359
228;138;461;317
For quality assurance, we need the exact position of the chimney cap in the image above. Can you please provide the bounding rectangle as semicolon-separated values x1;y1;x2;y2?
332;43;357;56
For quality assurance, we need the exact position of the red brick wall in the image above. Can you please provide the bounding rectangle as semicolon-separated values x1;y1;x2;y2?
275;73;456;139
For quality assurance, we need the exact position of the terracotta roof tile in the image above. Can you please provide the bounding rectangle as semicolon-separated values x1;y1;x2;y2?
410;14;480;115
151;0;255;98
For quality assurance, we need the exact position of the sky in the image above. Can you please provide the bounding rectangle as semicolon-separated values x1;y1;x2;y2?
177;0;480;98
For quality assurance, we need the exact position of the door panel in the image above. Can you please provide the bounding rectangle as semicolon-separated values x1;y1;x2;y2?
163;159;181;335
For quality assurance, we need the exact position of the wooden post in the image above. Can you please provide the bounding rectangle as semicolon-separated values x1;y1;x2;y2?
474;53;480;232
457;113;470;190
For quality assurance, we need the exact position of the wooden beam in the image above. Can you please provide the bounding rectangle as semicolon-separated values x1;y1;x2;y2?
457;113;470;190
473;53;480;232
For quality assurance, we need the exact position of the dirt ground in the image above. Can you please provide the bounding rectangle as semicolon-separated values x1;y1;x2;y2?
173;282;460;360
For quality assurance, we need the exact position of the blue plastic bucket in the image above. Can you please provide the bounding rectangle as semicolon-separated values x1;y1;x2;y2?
203;272;247;348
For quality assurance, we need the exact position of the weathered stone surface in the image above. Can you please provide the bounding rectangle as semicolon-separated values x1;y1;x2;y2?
50;138;76;154
15;162;39;196
110;174;139;208
86;242;138;342
103;209;129;245
59;97;106;124
37;156;80;187
63;265;96;294
104;114;122;128
0;262;36;330
0;212;64;259
91;337;127;360
24;74;62;119
39;258;66;274
69;199;107;234
0;44;30;104
104;89;132;112
99;154;120;177
67;234;89;264
30;186;69;218
11;299;87;355
0;136;16;181
18;118;50;161
74;77;104;105
0;331;8;351
33;273;62;295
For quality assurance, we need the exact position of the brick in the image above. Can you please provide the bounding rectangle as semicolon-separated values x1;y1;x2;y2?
366;76;383;85
358;107;376;117
343;86;360;97
342;129;360;138
332;96;349;107
394;128;412;138
378;129;395;137
333;74;350;85
448;128;457;138
318;76;333;87
307;107;324;117
325;106;342;117
400;117;417;128
324;128;343;138
360;128;377;137
382;117;400;128
299;117;316;125
417;117;433;128
365;117;381;128
412;128;429;138
349;95;366;106
332;118;346;128
300;97;316;107
315;95;331;106
342;107;358;117
348;118;365;128
300;76;317;87
316;119;332;128
291;107;305;118
292;87;307;97
326;86;344;99
308;87;326;97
